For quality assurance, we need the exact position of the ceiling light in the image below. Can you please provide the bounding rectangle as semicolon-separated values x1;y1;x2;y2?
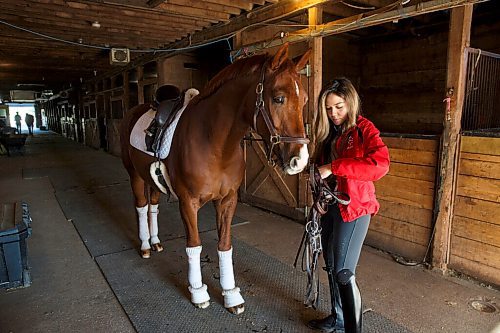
91;21;101;28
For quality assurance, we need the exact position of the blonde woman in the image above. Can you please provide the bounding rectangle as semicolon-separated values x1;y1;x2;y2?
308;78;390;333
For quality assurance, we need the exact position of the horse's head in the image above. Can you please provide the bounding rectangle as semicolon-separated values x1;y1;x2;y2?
255;43;311;175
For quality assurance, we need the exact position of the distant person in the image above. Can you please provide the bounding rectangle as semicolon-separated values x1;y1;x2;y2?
14;112;22;133
25;114;34;135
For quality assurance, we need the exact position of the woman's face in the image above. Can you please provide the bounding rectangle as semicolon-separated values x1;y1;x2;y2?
325;93;349;126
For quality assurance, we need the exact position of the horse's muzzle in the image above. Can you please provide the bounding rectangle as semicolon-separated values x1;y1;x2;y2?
284;144;309;175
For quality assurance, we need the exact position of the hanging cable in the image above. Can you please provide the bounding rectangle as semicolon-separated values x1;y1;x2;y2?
0;19;234;53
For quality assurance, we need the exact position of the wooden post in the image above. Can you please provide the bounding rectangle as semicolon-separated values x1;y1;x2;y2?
300;6;323;209
233;31;243;51
432;5;473;272
308;6;323;144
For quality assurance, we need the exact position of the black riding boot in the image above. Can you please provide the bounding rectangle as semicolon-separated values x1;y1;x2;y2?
337;269;362;333
307;268;345;332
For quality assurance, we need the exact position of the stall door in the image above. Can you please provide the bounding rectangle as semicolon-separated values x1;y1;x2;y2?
239;46;311;221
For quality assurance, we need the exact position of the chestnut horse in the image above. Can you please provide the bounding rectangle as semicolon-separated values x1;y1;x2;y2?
120;43;311;314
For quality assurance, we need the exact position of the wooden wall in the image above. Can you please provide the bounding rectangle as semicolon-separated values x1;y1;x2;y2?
158;54;207;91
322;35;361;87
366;136;438;261
72;53;209;157
449;136;500;286
359;31;448;135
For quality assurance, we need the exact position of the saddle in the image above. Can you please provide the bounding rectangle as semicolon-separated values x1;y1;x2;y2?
145;85;183;154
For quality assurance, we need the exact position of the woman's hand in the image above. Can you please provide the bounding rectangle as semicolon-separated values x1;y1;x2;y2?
318;164;333;179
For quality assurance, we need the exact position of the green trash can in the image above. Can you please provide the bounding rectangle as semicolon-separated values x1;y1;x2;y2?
0;202;32;289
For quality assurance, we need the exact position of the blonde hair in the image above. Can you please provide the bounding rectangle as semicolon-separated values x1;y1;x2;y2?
313;77;361;144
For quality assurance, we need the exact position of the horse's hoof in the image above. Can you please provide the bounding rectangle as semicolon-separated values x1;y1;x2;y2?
227;304;245;315
152;243;163;252
194;301;210;309
141;249;151;259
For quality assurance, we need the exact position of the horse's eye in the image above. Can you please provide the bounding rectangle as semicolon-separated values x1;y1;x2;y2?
273;96;285;104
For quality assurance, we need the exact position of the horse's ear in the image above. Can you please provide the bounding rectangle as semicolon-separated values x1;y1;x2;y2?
270;43;289;70
295;49;311;72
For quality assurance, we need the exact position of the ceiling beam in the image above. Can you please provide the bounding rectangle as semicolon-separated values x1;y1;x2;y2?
147;0;165;7
93;0;337;80
234;0;488;54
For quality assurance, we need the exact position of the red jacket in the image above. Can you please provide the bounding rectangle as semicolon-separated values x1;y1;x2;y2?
318;116;390;222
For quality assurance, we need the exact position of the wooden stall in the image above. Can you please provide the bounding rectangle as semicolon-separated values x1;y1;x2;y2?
367;136;438;261
233;1;499;287
449;136;500;285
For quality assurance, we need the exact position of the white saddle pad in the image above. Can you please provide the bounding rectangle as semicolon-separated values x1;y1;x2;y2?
129;104;187;160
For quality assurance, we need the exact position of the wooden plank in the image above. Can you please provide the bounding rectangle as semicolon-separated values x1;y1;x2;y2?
377;199;433;228
452;216;500;248
460;152;500;164
450;236;500;269
432;5;473;271
247;169;270;195
454;196;500;226
250;140;297;207
377;175;435;196
387;162;436;182
461;136;500;156
457;175;500;203
376;192;434;211
448;256;500;286
388;148;437;166
370;215;432;247
459;158;500;179
365;229;427;262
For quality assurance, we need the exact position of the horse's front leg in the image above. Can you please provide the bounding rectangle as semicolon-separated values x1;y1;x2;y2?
214;191;245;315
180;198;210;309
148;187;163;253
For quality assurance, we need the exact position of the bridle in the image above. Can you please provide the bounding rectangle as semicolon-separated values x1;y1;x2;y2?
252;60;310;165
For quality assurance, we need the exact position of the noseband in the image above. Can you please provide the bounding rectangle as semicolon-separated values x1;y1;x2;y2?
253;60;310;165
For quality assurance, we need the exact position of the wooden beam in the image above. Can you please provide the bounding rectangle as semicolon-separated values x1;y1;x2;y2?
308;6;322;148
233;0;485;54
174;0;335;45
146;0;165;7
432;5;473;272
92;0;335;81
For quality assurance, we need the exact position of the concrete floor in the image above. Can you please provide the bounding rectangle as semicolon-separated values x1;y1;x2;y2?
0;131;499;333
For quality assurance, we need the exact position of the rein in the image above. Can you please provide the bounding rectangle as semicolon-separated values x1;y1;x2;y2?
252;60;310;165
294;164;350;309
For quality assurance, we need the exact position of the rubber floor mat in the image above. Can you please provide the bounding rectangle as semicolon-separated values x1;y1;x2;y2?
97;233;412;333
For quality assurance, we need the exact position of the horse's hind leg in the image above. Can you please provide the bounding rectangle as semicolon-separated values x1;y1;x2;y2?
214;191;245;315
130;173;152;258
148;187;163;253
179;198;210;309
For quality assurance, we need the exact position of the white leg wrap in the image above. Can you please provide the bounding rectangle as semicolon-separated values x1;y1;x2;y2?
149;204;160;245
218;247;244;308
136;205;150;250
186;246;210;306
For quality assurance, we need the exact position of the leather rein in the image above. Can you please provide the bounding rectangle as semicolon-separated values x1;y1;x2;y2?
252;60;310;165
294;164;350;309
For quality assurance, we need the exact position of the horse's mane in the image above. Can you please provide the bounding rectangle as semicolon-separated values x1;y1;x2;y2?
191;54;268;105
